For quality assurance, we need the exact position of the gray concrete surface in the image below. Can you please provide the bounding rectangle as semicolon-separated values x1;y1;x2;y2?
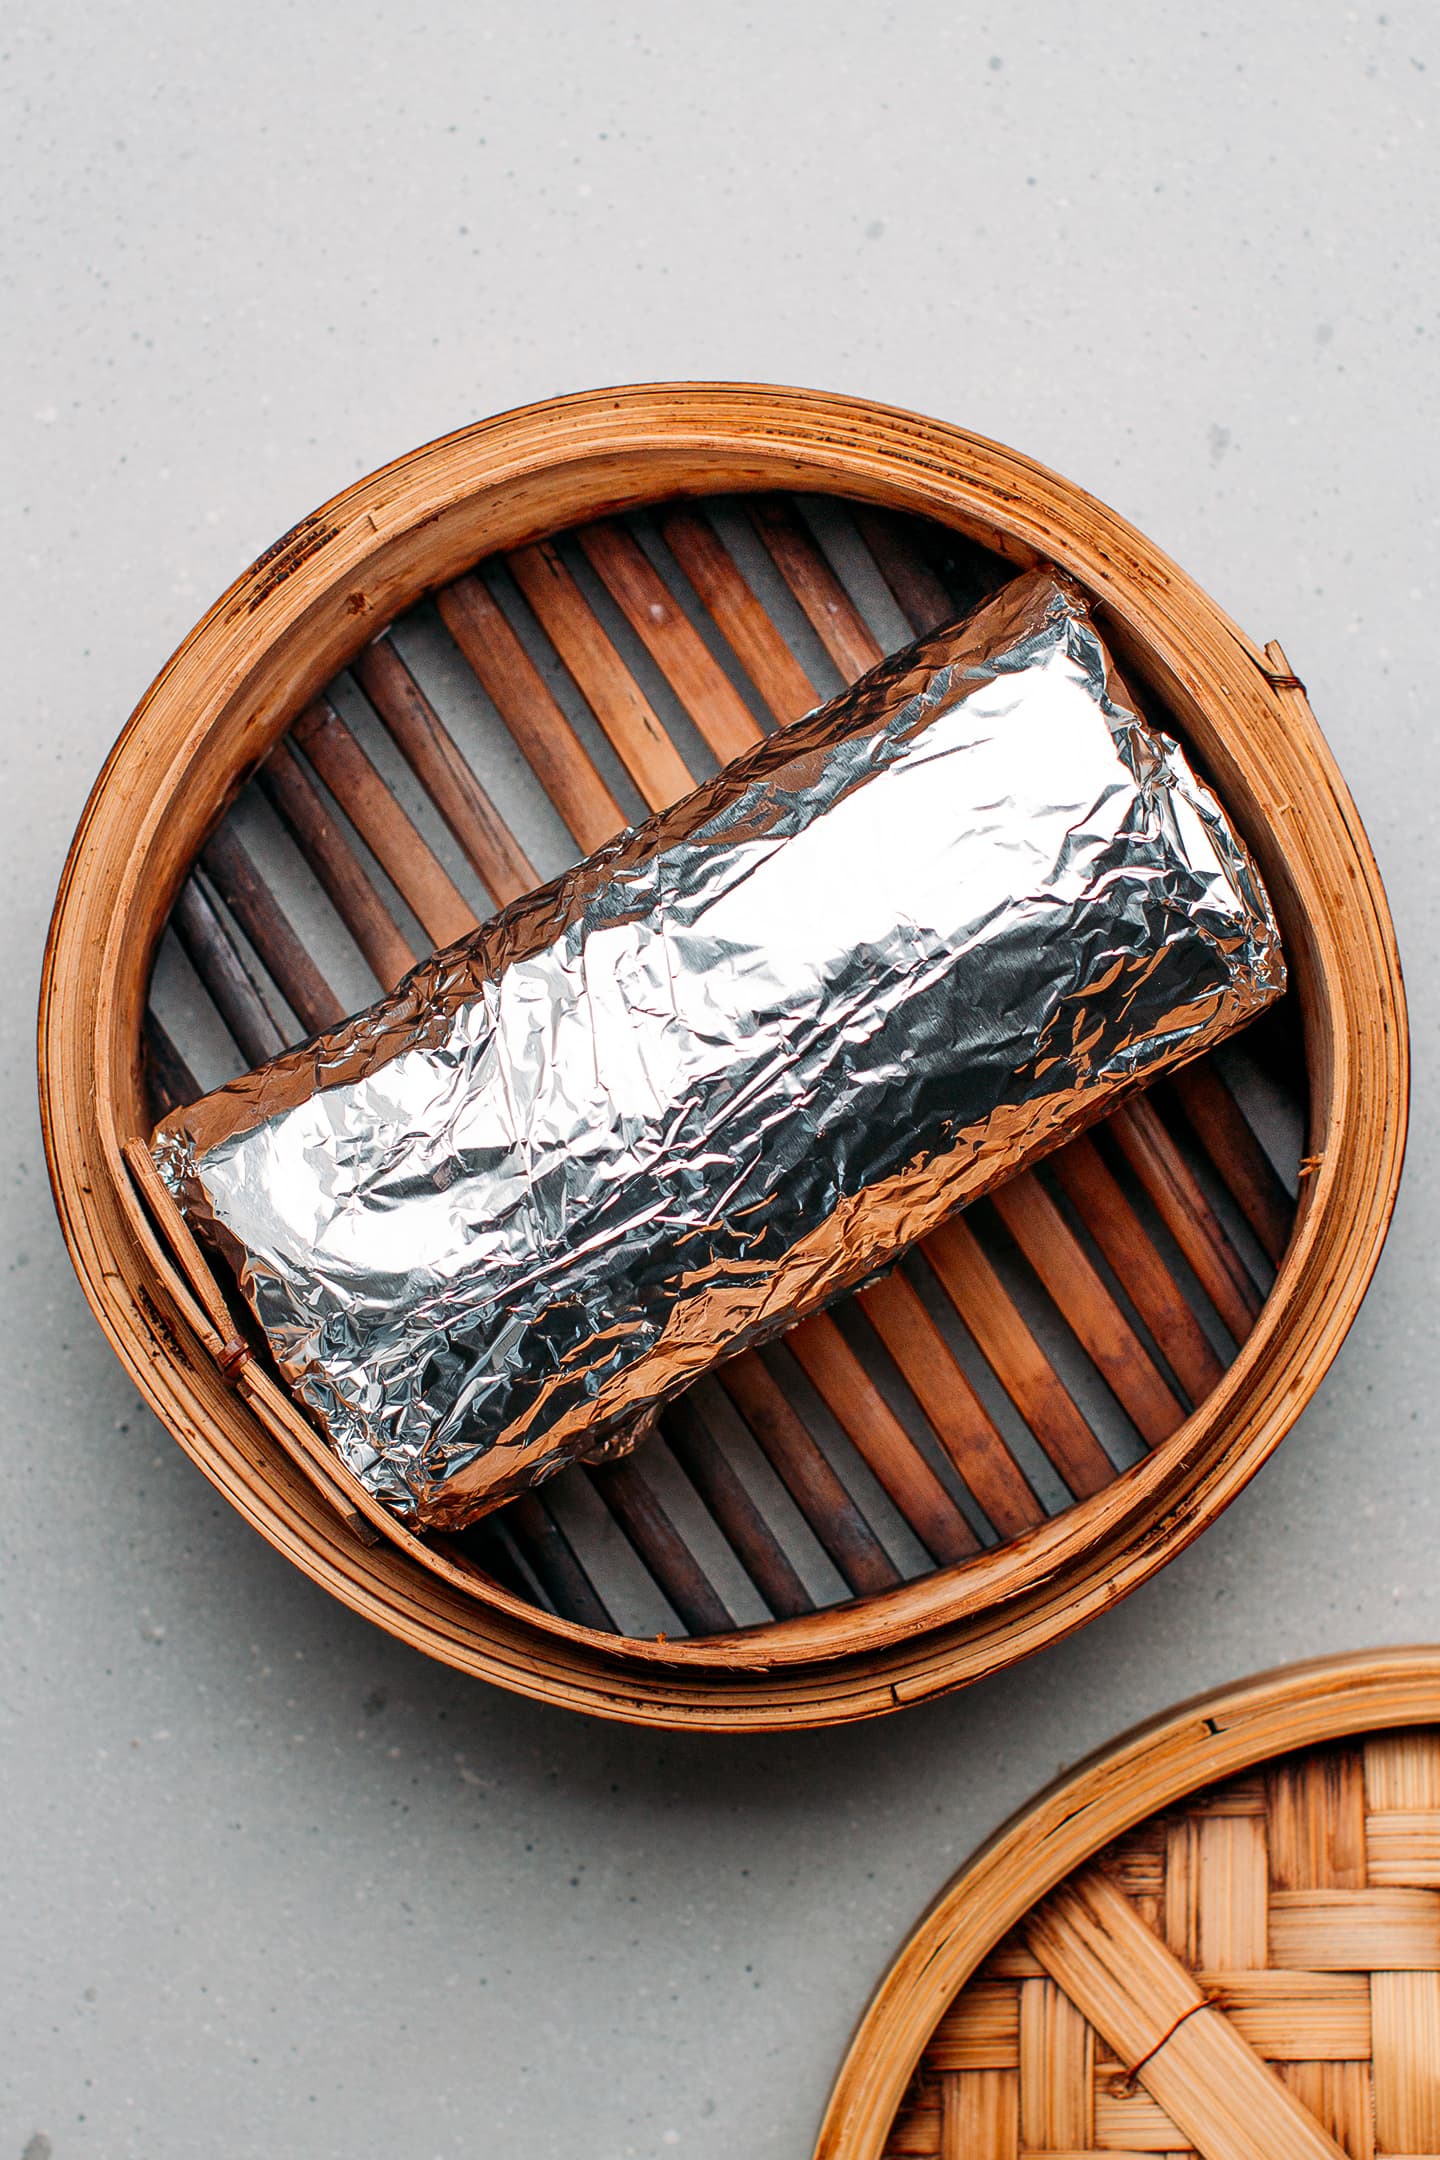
4;5;1437;2155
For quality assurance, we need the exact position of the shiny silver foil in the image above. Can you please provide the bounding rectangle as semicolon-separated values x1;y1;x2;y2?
155;569;1284;1528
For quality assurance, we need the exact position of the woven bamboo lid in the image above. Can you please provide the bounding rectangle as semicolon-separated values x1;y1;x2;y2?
817;1649;1440;2158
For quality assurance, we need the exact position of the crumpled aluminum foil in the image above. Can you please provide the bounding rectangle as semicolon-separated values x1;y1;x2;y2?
155;568;1284;1528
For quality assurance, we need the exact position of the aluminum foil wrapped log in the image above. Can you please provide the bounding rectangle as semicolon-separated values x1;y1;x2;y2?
154;567;1284;1529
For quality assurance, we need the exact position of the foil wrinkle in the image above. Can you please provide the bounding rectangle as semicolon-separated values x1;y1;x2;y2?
154;568;1285;1528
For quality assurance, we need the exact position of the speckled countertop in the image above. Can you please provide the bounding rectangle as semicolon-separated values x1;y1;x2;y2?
3;6;1436;2155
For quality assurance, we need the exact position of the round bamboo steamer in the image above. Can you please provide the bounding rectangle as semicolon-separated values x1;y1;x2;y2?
38;384;1407;1729
816;1647;1440;2159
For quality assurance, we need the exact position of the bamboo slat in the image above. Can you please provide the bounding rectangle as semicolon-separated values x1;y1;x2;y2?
920;1217;1116;1501
1268;1750;1369;1890
658;503;818;722
437;571;626;853
1090;2079;1194;2151
1018;1978;1093;2149
1365;1734;1440;1812
290;700;475;948
354;636;537;906
823;1658;1440;2159
851;505;959;636
939;2070;1018;2160
459;1517;535;1604
856;1272;1044;1541
663;1393;814;1622
1365;1815;1440;1888
499;1493;616;1635
1280;2062;1376;2160
1198;1973;1371;2060
749;494;885;679
1164;1813;1269;1970
199;824;344;1036
589;1457;735;1637
1109;1098;1263;1340
40;385;1404;1728
718;1353;901;1597
141;1010;198;1120
1269;1890;1440;1971
786;1315;980;1566
990;1177;1184;1447
507;539;696;810
260;739;417;988
928;1986;1021;2072
578;519;762;763
170;875;285;1066
1051;1137;1226;1406
1170;1064;1294;1266
1370;1971;1440;2151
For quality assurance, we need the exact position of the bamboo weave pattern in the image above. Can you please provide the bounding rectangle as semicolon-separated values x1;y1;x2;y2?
883;1729;1440;2159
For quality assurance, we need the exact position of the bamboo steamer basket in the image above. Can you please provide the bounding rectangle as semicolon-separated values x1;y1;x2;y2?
38;384;1406;1730
817;1648;1440;2160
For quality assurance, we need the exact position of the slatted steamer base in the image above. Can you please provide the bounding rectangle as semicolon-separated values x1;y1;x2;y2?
819;1654;1440;2160
141;491;1301;1646
40;386;1404;1724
